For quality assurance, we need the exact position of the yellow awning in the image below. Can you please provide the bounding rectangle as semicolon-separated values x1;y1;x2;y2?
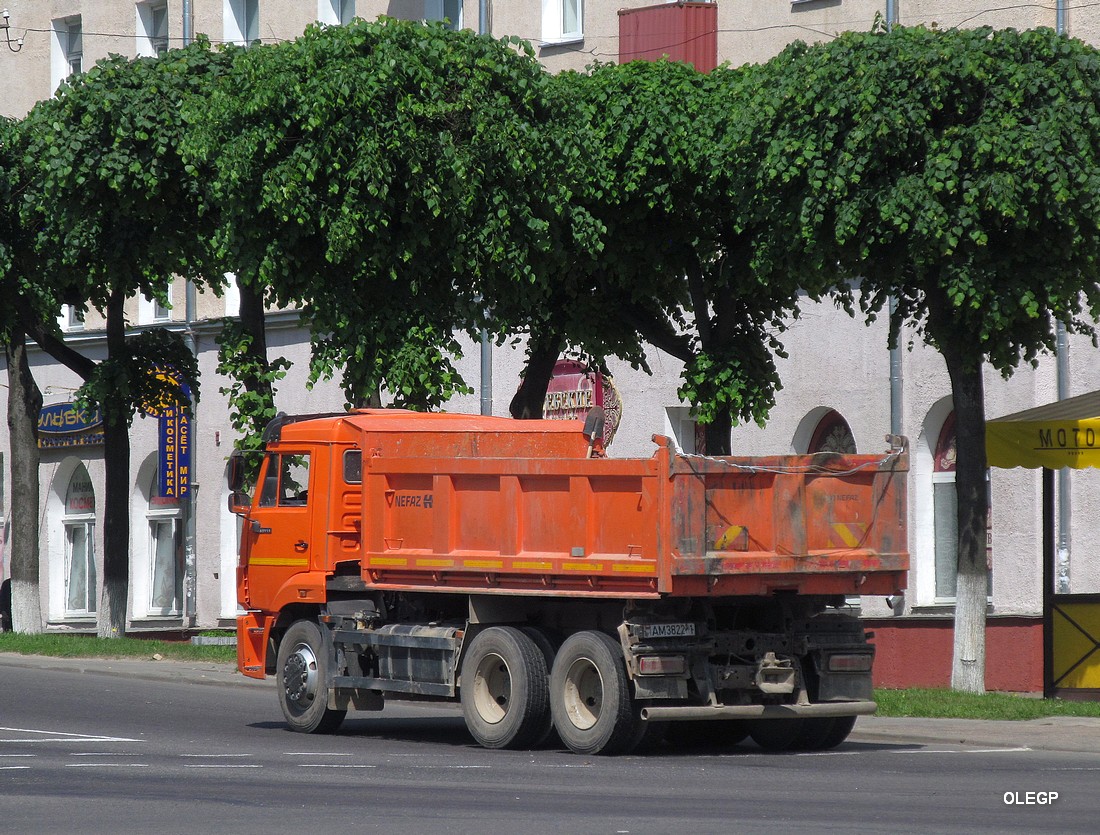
987;389;1100;470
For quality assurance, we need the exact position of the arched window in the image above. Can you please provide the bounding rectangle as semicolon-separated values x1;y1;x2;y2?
147;473;183;616
63;465;96;615
933;412;992;600
933;413;959;599
808;410;856;454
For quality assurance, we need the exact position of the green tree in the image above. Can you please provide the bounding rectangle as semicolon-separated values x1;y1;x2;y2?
14;43;230;637
186;19;592;418
755;25;1100;691
0;116;47;633
557;60;823;451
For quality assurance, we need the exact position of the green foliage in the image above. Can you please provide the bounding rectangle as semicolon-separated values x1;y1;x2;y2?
76;328;199;428
184;19;587;408
17;40;233;305
216;320;289;454
754;26;1100;368
562;60;817;433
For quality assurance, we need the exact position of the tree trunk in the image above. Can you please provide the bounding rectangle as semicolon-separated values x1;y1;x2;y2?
942;343;988;694
5;332;44;633
238;279;276;430
509;331;564;420
703;409;733;456
98;291;131;638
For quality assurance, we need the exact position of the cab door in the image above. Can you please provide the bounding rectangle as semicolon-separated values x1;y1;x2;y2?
239;449;315;611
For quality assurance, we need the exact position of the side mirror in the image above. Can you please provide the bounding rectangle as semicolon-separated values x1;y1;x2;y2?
227;450;246;493
228;491;251;515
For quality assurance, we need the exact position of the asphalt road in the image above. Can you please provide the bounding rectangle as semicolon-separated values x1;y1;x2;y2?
1;659;1097;834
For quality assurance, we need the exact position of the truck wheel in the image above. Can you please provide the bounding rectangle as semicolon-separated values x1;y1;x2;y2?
549;630;639;755
748;718;803;751
460;626;550;750
665;719;748;750
796;715;857;750
276;620;346;734
519;627;559;746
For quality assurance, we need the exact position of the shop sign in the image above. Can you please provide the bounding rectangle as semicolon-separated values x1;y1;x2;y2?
153;371;192;499
542;359;622;447
37;403;104;448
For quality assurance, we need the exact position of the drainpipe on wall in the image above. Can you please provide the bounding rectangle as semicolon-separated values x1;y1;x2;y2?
183;0;192;46
181;0;198;625
1055;1;1071;595
885;2;903;615
478;0;493;416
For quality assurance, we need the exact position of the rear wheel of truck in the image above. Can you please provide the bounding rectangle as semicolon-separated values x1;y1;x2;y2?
795;715;857;750
748;718;803;751
549;630;640;755
460;626;550;750
276;620;346;734
665;719;748;750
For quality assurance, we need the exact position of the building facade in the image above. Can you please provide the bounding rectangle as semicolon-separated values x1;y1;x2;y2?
3;1;1100;692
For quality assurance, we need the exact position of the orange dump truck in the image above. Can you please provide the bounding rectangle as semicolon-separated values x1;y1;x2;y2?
231;409;908;754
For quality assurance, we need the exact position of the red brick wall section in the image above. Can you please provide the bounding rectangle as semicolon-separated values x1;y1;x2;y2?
863;617;1043;693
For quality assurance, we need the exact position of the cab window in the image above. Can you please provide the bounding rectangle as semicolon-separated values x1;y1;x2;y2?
257;453;311;507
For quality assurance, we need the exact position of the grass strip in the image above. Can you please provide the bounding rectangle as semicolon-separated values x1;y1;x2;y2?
0;632;236;664
874;688;1100;720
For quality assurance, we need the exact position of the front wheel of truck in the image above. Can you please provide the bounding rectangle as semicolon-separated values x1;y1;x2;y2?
276;620;346;734
549;630;640;755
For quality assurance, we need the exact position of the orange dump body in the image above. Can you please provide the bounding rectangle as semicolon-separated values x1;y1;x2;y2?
237;410;908;617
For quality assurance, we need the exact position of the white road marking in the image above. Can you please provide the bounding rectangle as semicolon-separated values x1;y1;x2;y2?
901;747;1032;754
0;726;142;744
65;763;149;768
0;754;35;758
284;752;354;757
298;764;378;768
0;766;31;770
179;753;252;758
183;764;262;769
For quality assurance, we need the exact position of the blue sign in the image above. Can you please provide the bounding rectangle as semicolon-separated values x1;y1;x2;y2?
158;381;192;499
38;403;104;448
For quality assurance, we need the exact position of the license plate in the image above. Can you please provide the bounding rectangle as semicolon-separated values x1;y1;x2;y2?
640;622;696;639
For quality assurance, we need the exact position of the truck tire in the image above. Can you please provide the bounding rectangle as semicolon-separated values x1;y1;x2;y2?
460;626;550;750
519;626;559;747
276;620;346;734
549;630;640;755
665;719;748;750
796;715;857;750
748;718;803;751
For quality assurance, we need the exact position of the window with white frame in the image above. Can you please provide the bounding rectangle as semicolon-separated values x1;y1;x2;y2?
425;0;462;31
147;476;183;616
932;412;993;601
58;304;85;332
542;0;582;44
139;284;172;324
138;3;170;57
51;16;83;91
225;0;260;46
318;0;355;25
63;465;97;616
664;406;700;454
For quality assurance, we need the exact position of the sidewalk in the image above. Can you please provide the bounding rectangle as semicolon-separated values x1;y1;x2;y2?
0;651;261;689
852;714;1100;755
4;652;1100;753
